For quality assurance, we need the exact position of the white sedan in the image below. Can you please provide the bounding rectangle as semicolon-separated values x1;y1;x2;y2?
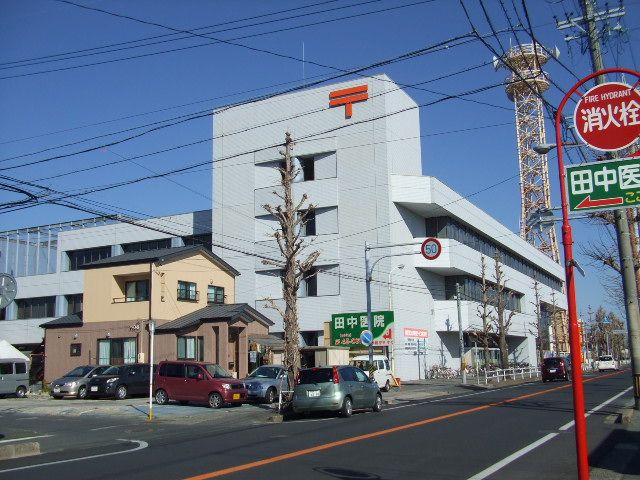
596;355;618;371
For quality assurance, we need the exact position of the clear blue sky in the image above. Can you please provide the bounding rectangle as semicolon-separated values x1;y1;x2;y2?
0;0;638;316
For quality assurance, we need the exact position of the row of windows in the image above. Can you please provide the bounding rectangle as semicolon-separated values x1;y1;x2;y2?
425;216;563;291
16;296;56;319
67;246;111;271
444;276;523;313
176;281;225;304
122;238;171;253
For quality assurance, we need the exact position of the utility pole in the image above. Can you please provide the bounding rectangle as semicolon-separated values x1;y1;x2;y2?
557;0;640;410
456;282;467;385
532;280;544;365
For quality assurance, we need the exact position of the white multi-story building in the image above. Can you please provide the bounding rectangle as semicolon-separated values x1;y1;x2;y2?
0;210;212;350
212;74;566;380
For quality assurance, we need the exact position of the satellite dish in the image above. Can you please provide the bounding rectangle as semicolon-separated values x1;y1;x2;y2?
0;274;17;309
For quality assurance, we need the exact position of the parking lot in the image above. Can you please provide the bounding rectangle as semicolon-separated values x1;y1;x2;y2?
0;391;276;425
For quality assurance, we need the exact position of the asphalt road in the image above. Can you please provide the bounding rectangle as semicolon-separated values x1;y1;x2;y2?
0;370;637;480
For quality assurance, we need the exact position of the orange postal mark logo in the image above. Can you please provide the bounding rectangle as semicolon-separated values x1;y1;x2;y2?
329;85;368;118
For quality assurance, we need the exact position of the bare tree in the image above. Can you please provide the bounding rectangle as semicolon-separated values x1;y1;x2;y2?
474;255;494;368
529;280;545;365
261;132;319;376
490;253;516;369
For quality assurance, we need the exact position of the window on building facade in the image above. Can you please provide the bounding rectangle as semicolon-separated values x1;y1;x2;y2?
182;234;212;249
299;210;316;236
66;294;83;315
125;280;149;302
70;343;81;357
122;238;171;253
207;285;224;304
302;267;318;297
177;281;198;301
16;296;56;319
177;336;204;361
426;216;562;291
98;338;136;365
298;156;315;181
444;276;523;313
67;246;111;271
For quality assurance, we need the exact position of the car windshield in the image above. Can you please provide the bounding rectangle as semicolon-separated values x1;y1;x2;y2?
102;366;125;376
248;366;280;379
298;368;333;384
63;366;94;377
204;364;232;378
544;358;562;367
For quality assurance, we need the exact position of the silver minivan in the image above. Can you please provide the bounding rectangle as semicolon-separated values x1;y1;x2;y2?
0;359;29;398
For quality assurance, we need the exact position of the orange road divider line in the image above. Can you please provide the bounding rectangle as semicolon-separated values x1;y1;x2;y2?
184;370;626;480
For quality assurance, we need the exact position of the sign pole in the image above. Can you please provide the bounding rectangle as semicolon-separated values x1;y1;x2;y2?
364;242;374;378
555;67;639;479
148;319;155;421
456;283;467;385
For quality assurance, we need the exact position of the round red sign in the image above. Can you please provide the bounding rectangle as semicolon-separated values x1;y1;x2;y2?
420;237;442;260
573;82;640;152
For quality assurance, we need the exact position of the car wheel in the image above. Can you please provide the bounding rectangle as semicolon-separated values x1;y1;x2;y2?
339;396;353;418
155;389;168;405
15;386;27;398
542;378;547;383
208;392;223;409
77;386;87;399
373;394;383;413
264;387;276;404
382;380;390;392
115;385;128;400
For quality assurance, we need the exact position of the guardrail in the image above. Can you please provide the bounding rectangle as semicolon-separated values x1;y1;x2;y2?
479;366;540;385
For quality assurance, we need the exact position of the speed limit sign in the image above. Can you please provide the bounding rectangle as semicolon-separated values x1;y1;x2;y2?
421;237;442;260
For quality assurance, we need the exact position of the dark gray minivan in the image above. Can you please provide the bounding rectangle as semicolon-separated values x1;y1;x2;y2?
0;359;29;398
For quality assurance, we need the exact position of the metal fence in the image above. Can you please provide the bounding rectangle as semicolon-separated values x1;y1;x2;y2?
479;366;541;385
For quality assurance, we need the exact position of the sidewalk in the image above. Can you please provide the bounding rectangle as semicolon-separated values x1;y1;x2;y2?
590;405;640;479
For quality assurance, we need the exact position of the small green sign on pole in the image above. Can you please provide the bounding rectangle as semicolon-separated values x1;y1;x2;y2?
330;311;394;348
566;156;640;213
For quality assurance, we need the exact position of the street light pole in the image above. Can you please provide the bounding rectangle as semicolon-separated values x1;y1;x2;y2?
388;264;405;373
365;242;375;376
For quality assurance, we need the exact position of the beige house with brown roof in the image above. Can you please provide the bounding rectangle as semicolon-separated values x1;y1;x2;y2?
41;246;272;383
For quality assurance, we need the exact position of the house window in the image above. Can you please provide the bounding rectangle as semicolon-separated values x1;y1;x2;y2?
122;238;171;253
70;343;81;357
177;336;204;361
207;285;225;304
125;280;149;302
299;210;316;236
67;246;111;271
177;281;198;301
98;338;136;365
66;294;83;314
16;296;56;319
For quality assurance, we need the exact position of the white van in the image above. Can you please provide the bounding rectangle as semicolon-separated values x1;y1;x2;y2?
350;355;394;391
0;359;29;398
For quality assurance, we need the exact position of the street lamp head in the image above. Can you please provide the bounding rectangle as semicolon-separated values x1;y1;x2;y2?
532;143;557;154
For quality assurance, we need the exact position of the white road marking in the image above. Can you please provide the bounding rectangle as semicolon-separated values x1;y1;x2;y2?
559;386;632;431
0;435;52;444
465;386;633;480
0;439;148;473
89;424;130;431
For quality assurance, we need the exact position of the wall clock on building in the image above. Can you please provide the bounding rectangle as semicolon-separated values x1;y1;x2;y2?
0;273;18;309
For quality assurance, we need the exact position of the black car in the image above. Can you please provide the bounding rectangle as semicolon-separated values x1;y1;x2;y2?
87;364;152;400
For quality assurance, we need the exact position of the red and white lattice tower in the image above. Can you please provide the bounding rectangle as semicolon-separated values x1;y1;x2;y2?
497;44;560;262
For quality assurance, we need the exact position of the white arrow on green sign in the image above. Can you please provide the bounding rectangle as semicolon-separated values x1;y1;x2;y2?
566;155;640;213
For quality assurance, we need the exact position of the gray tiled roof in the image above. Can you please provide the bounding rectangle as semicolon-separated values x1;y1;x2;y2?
80;245;240;276
156;303;273;331
41;313;83;328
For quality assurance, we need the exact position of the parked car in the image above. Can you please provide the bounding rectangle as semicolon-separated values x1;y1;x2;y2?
349;355;394;391
87;363;152;400
154;361;247;409
50;365;111;399
0;359;29;398
596;355;619;372
243;364;289;403
541;357;569;382
293;365;382;417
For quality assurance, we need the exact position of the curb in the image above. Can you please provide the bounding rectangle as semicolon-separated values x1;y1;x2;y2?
619;407;635;424
0;442;40;460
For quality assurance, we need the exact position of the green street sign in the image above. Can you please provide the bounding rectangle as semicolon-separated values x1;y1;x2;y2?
330;311;394;348
566;156;640;213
